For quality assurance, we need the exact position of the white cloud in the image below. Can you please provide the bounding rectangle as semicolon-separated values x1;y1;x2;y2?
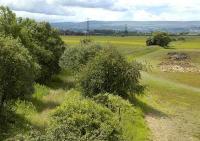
0;0;73;15
132;10;163;21
14;11;72;22
0;0;200;21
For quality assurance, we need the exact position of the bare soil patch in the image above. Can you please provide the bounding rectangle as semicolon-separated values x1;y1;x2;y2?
159;52;200;73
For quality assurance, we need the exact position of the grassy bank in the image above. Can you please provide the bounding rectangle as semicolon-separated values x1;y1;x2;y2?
62;35;200;141
1;35;200;141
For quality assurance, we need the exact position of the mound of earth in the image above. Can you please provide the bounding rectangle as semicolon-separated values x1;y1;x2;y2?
159;52;200;73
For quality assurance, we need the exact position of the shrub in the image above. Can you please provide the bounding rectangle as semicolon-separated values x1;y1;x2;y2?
80;38;93;45
79;47;144;98
59;43;102;72
177;37;186;41
146;32;171;47
46;90;122;141
93;93;150;141
94;93;134;113
0;35;39;109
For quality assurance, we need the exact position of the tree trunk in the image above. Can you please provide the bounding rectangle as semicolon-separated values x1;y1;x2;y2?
0;94;5;114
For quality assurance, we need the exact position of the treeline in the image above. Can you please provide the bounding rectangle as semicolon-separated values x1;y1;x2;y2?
0;6;64;110
59;29;150;36
59;29;200;36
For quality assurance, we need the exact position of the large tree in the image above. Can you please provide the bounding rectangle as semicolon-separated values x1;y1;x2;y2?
0;35;39;109
18;19;65;82
0;6;65;83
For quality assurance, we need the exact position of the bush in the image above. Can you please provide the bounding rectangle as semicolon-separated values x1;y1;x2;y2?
94;93;134;113
79;47;144;98
59;43;102;72
0;35;39;109
80;39;93;45
46;90;122;141
93;93;150;141
177;37;186;41
146;32;171;47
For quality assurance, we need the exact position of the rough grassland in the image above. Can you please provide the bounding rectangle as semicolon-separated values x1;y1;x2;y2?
63;36;200;141
1;36;200;141
1;71;149;141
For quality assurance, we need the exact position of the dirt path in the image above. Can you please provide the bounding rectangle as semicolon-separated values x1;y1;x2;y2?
142;73;200;141
146;114;199;141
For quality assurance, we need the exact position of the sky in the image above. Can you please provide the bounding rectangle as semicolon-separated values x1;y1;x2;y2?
0;0;200;22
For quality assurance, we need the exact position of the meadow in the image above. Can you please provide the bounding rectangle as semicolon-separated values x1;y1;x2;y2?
1;35;200;141
62;36;200;141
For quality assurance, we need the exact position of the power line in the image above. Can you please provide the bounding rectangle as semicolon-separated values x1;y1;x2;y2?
124;24;128;36
87;18;89;34
86;18;90;39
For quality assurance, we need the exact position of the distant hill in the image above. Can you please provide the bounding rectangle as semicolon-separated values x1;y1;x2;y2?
51;21;200;33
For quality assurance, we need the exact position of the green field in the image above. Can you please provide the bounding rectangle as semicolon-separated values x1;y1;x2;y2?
2;36;200;141
62;36;200;141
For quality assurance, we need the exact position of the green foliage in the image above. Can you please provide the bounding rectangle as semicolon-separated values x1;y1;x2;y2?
146;32;171;47
0;6;65;83
0;6;20;38
80;38;93;45
79;47;144;98
0;101;34;141
0;35;39;108
18;19;65;83
94;93;150;141
46;90;123;141
33;84;50;99
13;100;37;117
59;43;102;72
177;37;186;41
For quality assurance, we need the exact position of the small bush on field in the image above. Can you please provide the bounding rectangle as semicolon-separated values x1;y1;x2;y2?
80;38;93;45
46;90;123;141
177;37;186;41
79;47;144;98
0;35;39;109
59;43;102;72
146;32;171;47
